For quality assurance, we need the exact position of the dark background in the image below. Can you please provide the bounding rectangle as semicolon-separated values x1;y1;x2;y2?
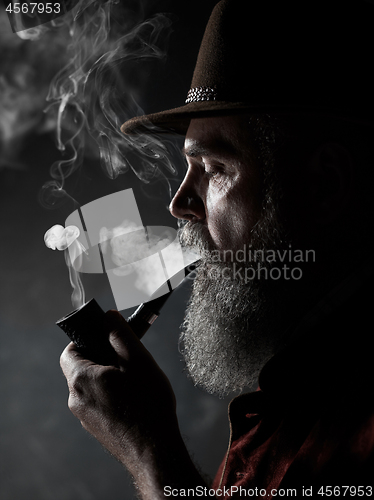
0;1;235;499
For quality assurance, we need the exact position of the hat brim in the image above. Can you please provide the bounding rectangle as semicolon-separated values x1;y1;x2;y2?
120;100;261;135
120;100;367;136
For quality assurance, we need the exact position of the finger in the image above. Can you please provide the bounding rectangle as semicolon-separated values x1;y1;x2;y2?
104;310;144;360
60;341;95;378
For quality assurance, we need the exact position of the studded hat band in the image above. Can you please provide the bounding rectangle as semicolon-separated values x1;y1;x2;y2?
185;86;217;104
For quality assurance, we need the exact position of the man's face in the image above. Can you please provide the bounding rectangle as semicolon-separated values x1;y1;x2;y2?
169;116;263;254
169;116;290;396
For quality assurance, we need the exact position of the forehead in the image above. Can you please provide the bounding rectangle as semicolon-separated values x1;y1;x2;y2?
183;115;255;162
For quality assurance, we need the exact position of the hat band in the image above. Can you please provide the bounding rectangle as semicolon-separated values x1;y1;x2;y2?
185;86;217;103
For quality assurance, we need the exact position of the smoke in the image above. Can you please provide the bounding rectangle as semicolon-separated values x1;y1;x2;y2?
13;0;186;308
32;0;177;208
2;1;177;199
44;224;82;251
0;10;70;170
100;221;188;297
45;219;200;309
101;221;173;268
44;224;87;308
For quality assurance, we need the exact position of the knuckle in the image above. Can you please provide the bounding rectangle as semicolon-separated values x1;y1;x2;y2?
59;342;77;373
67;393;79;413
68;368;88;395
67;393;86;418
59;349;69;371
66;369;93;416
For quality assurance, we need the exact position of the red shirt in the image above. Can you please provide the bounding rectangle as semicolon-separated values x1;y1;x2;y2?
212;275;374;498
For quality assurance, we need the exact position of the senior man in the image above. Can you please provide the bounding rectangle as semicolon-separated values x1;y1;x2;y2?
60;0;374;498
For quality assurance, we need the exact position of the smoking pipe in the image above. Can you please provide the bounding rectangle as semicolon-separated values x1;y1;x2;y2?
56;263;198;363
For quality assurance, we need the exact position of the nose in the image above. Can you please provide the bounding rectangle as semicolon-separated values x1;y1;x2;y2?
169;169;206;221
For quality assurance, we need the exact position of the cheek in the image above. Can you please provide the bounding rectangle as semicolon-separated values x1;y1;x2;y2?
206;182;262;250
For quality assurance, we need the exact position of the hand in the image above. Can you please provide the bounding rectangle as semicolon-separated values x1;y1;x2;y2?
60;310;177;470
60;310;208;499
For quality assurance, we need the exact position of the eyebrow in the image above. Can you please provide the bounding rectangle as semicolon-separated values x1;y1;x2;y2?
181;138;238;161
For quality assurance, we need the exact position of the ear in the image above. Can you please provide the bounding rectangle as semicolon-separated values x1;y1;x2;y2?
305;142;354;226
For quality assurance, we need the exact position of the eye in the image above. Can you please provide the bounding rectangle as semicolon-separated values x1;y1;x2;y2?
204;168;220;178
202;160;224;179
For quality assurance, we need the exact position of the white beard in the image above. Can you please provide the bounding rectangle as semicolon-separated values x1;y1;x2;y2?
180;261;276;396
178;196;293;397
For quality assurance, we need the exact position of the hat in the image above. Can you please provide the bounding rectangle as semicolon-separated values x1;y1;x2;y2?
121;0;374;135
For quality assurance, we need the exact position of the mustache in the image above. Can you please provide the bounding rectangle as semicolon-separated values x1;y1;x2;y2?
177;220;216;257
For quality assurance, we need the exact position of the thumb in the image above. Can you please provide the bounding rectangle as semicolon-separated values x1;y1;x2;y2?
104;310;142;361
